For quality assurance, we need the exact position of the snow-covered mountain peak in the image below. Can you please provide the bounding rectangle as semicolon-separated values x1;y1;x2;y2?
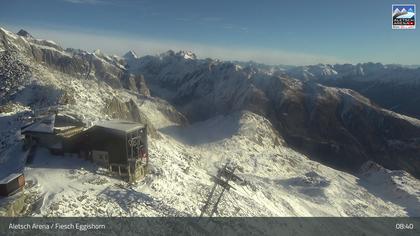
176;50;197;60
159;49;175;58
157;50;197;61
93;48;103;55
16;29;34;39
123;50;138;60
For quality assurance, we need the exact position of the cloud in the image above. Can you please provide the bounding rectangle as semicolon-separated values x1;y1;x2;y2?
175;17;191;22
200;17;223;22
4;25;348;65
221;23;249;32
62;0;133;5
63;0;106;4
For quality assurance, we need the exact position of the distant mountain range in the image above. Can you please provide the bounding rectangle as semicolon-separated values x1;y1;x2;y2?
269;63;420;120
229;62;420;119
123;48;420;178
1;27;420;179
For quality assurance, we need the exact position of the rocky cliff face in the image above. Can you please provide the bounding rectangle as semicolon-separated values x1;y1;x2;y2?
102;97;159;138
0;28;183;135
0;51;31;101
122;73;151;96
254;78;420;176
0;28;150;96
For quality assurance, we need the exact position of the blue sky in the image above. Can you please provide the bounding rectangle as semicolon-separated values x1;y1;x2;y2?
0;0;419;65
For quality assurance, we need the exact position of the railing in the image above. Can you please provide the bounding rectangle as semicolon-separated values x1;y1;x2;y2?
109;163;130;177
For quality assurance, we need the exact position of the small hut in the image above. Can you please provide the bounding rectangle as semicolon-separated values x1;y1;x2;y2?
0;173;25;197
21;114;85;154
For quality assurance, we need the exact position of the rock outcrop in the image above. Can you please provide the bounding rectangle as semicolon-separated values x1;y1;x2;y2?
103;97;159;138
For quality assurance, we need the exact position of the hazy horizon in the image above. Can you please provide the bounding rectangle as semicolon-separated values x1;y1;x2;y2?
1;0;419;66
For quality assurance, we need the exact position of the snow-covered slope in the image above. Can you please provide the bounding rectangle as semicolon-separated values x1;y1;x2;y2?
5;89;417;217
19;111;420;216
0;27;419;217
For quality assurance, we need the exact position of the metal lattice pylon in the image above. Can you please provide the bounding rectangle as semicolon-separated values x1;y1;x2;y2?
200;161;241;218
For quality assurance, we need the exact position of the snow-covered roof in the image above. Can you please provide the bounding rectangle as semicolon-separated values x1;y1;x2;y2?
0;172;23;184
21;115;55;134
94;120;145;133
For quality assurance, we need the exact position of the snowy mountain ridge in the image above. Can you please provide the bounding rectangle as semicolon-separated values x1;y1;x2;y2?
0;27;420;217
124;47;420;178
282;63;420;120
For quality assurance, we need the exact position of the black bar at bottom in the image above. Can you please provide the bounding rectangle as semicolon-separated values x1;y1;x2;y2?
0;217;419;236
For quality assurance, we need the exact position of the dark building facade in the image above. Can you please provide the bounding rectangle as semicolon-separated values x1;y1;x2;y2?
76;120;148;182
